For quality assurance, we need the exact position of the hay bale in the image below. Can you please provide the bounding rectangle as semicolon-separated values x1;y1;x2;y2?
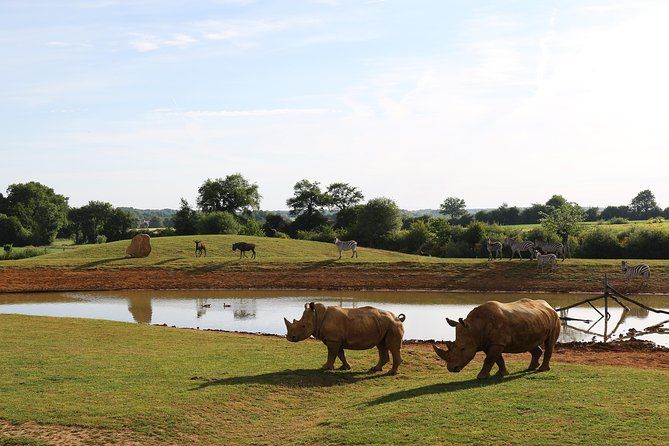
126;234;152;258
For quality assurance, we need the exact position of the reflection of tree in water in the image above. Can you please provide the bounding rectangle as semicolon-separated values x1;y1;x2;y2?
196;298;209;319
233;299;257;320
127;296;152;324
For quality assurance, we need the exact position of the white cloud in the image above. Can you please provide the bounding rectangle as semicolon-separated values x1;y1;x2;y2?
128;33;197;52
161;108;340;117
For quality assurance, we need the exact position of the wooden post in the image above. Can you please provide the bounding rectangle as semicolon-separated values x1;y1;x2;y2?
603;274;609;342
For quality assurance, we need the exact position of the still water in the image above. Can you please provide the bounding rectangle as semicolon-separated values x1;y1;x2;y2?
1;290;667;346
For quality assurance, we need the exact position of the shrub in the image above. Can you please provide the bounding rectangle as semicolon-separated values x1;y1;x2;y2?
578;228;622;259
625;227;669;259
296;225;339;243
3;243;12;253
0;247;44;260
240;219;264;237
197;212;240;235
272;231;290;239
355;198;402;247
648;216;665;224
608;217;629;225
95;235;107;244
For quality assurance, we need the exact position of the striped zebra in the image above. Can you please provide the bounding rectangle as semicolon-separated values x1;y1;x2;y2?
534;240;566;261
535;250;558;272
334;238;358;259
487;238;503;260
504;238;535;260
621;261;650;284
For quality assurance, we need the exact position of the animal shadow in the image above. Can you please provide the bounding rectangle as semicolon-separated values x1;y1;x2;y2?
190;368;386;391
367;370;533;406
78;256;128;268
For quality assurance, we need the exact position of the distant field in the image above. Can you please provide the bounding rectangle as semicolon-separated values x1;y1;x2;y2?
0;235;442;269
0;315;667;445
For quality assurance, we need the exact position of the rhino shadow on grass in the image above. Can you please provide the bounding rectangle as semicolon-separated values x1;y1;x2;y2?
366;370;534;406
190;368;387;391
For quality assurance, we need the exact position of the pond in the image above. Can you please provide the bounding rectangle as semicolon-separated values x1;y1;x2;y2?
1;290;667;346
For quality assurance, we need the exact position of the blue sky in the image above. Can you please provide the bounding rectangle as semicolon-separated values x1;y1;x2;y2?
2;0;668;210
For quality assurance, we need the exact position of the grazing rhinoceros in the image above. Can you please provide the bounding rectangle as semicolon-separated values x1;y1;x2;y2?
284;302;406;375
432;298;560;379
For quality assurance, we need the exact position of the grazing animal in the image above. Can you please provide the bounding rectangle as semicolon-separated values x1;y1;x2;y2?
334;238;358;259
432;298;560;379
194;240;206;257
486;238;503;260
621;261;650;284
534;240;565;261
504;238;535;260
232;242;256;259
284;302;406;374
535;250;558;272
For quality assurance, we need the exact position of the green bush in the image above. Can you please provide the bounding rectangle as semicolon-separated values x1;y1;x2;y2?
95;235;107;244
0;247;44;260
240;219;264;237
625;227;669;259
296;225;339;243
3;244;11;253
608;217;629;225
197;212;240;235
578;228;622;258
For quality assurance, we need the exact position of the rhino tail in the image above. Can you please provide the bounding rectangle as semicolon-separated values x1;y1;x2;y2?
397;314;406;323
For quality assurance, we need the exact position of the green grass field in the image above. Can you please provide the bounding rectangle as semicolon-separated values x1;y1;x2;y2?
0;315;667;445
0;235;443;269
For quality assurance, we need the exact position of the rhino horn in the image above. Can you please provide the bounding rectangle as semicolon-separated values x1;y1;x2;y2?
284;318;292;329
446;317;459;327
433;344;449;361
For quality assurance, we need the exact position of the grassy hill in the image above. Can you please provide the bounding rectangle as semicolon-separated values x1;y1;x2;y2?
1;315;667;445
1;235;442;269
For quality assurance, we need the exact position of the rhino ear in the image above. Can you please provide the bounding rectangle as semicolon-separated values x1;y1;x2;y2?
446;317;459;327
309;302;315;311
458;317;469;328
433;344;449;361
284;318;291;329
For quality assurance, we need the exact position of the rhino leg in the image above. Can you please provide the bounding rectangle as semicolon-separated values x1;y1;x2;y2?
478;345;504;379
337;349;351;370
322;342;340;370
388;348;402;375
494;355;509;377
528;346;543;370
369;345;389;373
538;340;555;372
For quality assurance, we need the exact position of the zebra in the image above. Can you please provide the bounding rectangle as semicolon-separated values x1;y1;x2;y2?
334;238;358;259
535;250;557;272
621;261;650;284
486;238;503;260
534;240;566;261
504;238;535;260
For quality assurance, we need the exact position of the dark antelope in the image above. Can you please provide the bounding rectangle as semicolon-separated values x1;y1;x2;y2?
232;242;256;259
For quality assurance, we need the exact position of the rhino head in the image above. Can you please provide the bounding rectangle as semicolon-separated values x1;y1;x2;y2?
284;302;317;342
432;317;478;373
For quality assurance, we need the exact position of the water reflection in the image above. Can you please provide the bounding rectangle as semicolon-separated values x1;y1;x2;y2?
0;290;667;346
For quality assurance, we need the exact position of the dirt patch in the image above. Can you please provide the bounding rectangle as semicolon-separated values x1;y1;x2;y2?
0;420;161;446
0;265;665;294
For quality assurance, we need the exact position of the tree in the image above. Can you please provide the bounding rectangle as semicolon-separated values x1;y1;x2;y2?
439;197;466;220
355;197;402;247
520;203;549;224
173;199;199;235
286;180;328;217
0;214;28;246
148;216;164;228
630;189;661;219
326;183;364;211
197;174;261;215
601;205;630;220
4;182;69;245
68;201;114;244
545;195;568;209
262;213;290;236
584;207;600;222
103;208;135;241
197;211;240;235
540;202;584;250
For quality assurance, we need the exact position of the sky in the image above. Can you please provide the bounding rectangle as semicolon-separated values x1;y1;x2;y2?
1;0;668;210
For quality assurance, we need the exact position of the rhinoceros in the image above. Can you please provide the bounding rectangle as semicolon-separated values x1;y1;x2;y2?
284;302;406;374
432;298;560;379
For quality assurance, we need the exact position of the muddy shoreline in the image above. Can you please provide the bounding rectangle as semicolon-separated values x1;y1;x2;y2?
1;266;667;294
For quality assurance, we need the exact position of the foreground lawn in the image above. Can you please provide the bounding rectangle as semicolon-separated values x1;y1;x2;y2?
0;315;667;445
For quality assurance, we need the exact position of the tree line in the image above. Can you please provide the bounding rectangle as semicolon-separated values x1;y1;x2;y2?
1;177;667;260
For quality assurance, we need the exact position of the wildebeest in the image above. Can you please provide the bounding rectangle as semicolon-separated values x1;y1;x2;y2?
432;298;560;379
194;240;206;257
232;242;256;259
284;302;406;374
